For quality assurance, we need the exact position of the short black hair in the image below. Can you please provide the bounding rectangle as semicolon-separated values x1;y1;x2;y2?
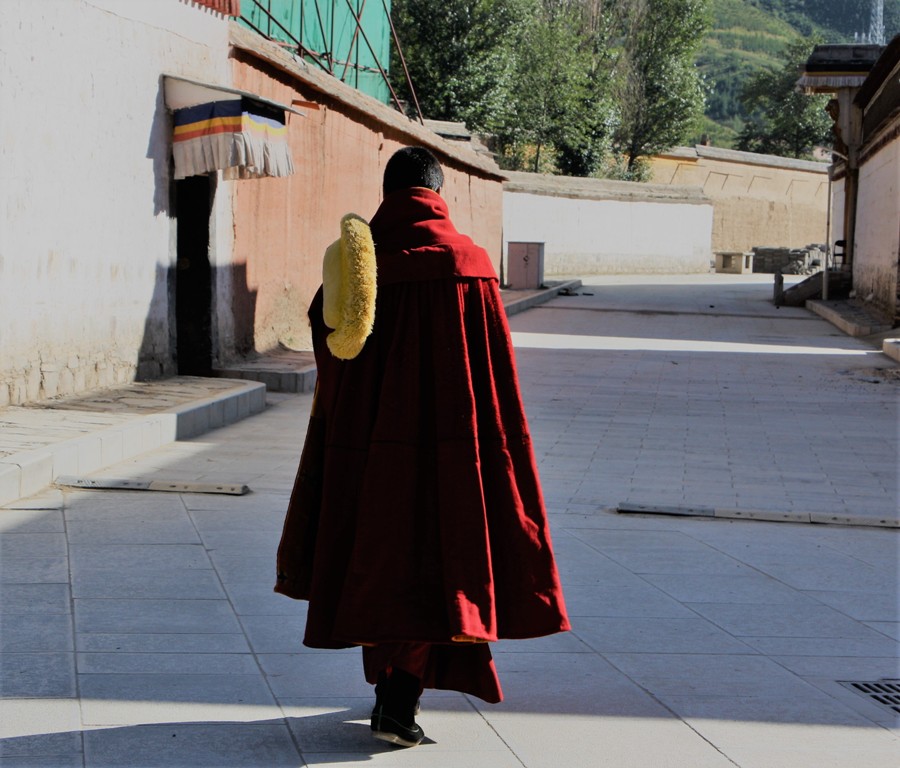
382;146;444;195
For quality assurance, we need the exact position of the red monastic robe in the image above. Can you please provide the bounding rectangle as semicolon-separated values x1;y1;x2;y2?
275;188;569;702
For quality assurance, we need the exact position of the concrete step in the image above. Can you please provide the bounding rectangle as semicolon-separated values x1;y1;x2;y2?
0;377;265;506
214;350;317;393
807;298;894;337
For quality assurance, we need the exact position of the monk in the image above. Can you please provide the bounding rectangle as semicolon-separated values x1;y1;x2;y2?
275;146;569;748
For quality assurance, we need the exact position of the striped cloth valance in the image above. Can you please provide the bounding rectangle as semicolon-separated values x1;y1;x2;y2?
172;97;294;180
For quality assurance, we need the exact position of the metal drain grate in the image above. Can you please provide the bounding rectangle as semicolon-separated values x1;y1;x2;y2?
841;680;900;714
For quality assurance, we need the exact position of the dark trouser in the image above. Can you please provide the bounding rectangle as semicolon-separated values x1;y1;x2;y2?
361;641;503;703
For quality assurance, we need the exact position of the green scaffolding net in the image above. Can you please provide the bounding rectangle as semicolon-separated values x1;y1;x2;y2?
239;0;393;104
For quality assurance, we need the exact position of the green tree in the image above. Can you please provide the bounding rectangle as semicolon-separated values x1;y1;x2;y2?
390;0;530;133
736;36;832;158
552;1;618;175
610;0;711;179
497;1;606;173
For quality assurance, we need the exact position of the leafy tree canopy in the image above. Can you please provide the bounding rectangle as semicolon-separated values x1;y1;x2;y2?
609;0;712;178
499;0;617;175
389;0;876;173
736;36;832;158
390;0;531;133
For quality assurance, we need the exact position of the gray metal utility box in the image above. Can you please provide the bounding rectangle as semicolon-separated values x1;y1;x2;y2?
507;242;544;289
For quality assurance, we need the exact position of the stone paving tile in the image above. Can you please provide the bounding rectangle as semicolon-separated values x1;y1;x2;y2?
197;529;279;555
65;518;200;545
679;715;899;768
75;633;251;654
0;556;70;585
574;615;758;655
558;583;697;618
549;535;648;588
0;653;76;697
78;674;281;727
768;654;900;680
258;653;373;699
685;602;882;638
188;507;286;531
61;492;189;521
748;561;893;593
738;633;900;658
74;598;242;635
0;508;64;533
75;652;260;675
0;614;74;653
237;613;310;655
0;533;67;561
0;584;71;615
865;621;900;640
82;721;300;768
489;650;673;717
472;711;737;768
606;651;802;685
0;731;84;763
71;567;225;600
493;630;594;654
67;543;209;572
642;573;816;606
223;582;298;617
204;553;274;585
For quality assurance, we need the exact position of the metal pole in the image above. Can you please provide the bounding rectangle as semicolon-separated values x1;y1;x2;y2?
381;0;424;123
341;0;405;113
312;0;333;72
242;0;331;71
339;0;368;83
824;168;832;301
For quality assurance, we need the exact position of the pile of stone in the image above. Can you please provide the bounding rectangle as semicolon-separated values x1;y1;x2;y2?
752;245;827;274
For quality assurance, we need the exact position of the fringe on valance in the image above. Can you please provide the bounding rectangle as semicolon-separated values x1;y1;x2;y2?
172;97;294;180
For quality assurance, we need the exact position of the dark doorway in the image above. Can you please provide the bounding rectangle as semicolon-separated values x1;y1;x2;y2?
175;174;214;376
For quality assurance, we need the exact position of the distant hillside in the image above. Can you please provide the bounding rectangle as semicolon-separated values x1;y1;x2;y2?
694;0;899;148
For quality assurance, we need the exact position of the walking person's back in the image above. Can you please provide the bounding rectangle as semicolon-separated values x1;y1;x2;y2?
275;146;570;747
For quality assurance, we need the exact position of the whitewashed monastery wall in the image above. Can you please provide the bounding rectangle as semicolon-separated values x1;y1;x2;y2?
503;173;713;276
0;0;232;405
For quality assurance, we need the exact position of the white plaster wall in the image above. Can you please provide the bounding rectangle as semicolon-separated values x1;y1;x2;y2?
854;136;900;316
830;176;846;246
0;0;232;405
503;192;713;276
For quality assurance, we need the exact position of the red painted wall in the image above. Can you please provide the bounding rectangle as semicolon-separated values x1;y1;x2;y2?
229;45;503;354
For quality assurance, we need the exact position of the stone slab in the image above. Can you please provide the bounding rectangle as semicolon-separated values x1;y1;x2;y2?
0;378;265;506
82;721;300;767
807;298;893;336
883;338;900;363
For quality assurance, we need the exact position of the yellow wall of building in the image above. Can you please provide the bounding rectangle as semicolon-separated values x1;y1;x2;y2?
650;147;830;255
854;129;900;318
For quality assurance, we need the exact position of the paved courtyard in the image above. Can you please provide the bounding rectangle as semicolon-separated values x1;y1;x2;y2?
1;274;897;767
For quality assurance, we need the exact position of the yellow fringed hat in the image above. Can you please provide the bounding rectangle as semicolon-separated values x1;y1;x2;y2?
321;213;377;360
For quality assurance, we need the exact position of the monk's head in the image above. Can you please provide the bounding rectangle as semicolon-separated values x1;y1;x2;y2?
383;146;444;196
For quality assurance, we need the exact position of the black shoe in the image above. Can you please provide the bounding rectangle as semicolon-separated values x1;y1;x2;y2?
370;704;424;747
369;668;424;748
